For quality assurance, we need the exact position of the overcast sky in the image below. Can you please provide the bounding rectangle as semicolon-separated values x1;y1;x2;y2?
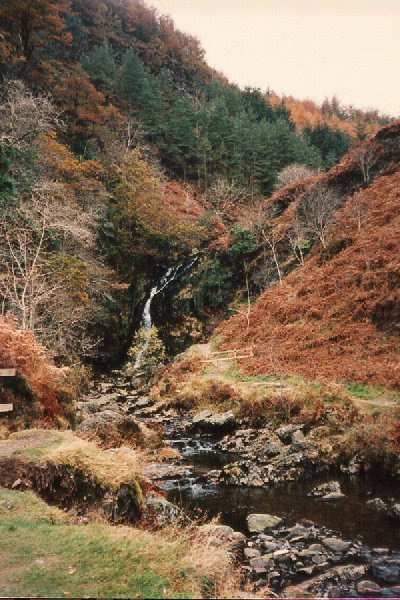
149;0;400;116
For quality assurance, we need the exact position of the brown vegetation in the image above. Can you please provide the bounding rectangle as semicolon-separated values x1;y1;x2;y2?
218;123;400;388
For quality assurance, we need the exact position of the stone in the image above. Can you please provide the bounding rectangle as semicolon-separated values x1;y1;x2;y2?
273;548;290;557
249;558;269;569
244;547;261;559
309;480;341;497
371;557;400;583
192;410;236;432
389;503;400;519
0;500;14;510
274;423;304;443
262;541;279;552
134;397;154;409
297;566;314;576
356;580;381;594
367;497;388;512
247;513;283;532
321;537;350;553
321;491;347;501
143;496;185;526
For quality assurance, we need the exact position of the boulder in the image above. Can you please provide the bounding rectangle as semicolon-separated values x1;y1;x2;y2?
142;496;186;527
321;537;350;553
247;513;283;532
309;480;341;497
191;410;236;433
275;424;304;444
356;580;381;594
367;497;388;512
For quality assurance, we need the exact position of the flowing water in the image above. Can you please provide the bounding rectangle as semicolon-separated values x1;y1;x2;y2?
134;257;198;370
160;422;400;551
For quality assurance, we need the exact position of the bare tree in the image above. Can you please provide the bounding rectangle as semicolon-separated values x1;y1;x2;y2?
354;143;379;184
202;178;250;224
0;80;60;151
286;212;310;265
274;163;315;190
297;183;341;248
240;200;284;285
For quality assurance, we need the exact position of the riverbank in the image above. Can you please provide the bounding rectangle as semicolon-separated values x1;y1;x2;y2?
1;350;399;598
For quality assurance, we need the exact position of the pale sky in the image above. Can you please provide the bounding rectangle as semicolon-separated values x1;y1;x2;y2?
149;0;400;116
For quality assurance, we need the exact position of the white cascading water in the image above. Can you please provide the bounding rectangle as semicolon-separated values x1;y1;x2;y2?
134;257;198;370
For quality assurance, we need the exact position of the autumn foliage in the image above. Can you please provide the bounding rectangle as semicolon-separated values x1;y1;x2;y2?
0;316;72;423
219;123;400;388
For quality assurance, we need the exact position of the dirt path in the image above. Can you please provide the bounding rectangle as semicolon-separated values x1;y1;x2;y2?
0;430;57;459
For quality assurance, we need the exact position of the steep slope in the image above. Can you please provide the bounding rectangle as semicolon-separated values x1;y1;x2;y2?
218;122;400;388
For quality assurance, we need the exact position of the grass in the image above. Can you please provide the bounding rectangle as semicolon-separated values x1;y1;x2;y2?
344;382;400;403
7;429;144;490
0;488;222;599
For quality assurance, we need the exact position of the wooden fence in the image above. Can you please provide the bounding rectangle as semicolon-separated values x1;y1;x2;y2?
201;347;254;365
0;368;16;413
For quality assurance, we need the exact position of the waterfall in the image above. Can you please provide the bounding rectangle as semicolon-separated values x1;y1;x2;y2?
134;256;198;370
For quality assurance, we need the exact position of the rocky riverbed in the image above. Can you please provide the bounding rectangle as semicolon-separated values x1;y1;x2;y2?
76;368;400;597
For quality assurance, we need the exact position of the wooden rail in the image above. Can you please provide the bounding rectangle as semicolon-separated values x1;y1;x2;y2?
0;368;16;377
201;347;254;364
0;368;16;413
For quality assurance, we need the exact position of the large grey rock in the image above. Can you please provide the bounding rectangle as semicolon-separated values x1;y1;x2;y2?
321;537;350;553
247;513;283;532
191;410;236;432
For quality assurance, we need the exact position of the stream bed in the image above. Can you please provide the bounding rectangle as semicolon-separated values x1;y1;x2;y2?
161;422;400;550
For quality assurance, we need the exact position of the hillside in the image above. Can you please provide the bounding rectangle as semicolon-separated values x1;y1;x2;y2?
218;121;400;388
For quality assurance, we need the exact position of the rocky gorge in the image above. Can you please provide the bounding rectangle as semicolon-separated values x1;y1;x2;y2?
70;364;400;598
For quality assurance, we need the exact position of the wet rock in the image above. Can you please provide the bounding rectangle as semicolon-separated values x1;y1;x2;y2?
143;463;191;481
309;480;341;497
247;513;283;532
283;564;366;596
367;497;388;512
191;410;236;433
321;537;350;553
389;503;400;519
357;580;381;594
370;556;400;583
321;491;346;501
